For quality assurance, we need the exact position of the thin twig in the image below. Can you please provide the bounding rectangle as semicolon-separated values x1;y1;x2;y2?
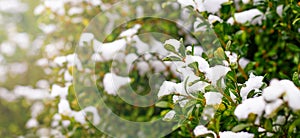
238;63;249;80
216;86;237;106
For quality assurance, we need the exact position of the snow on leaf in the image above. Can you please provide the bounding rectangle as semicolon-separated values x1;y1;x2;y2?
26;118;39;128
264;99;283;117
240;73;264;100
204;92;223;105
58;99;72;116
206;65;231;86
193;125;216;137
98;39;127;61
103;73;131;96
185;55;210;73
157;81;186;98
234;96;266;120
51;84;69;99
219;131;254;138
163;110;176;121
262;79;300;110
120;24;141;38
227;9;264;25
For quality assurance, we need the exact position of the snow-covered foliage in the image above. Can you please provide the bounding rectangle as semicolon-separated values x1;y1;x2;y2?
0;0;299;137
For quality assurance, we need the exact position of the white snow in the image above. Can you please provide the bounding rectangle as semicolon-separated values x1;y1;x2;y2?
194;18;207;32
219;131;254;138
58;99;72;116
240;73;264;100
1;41;16;56
83;106;101;125
44;0;65;15
188;81;210;93
177;0;228;13
34;5;45;15
163;110;176;121
262;79;300;110
276;5;283;17
98;39;127;61
38;24;57;34
264;99;283;117
51;84;69;99
173;95;189;107
203;0;228;14
137;61;150;76
91;53;103;62
208;15;223;24
204;92;223;105
62;120;71;127
239;58;250;69
234;96;266;120
241;0;262;5
103;73;131;95
14;86;50;100
158;81;186;98
225;51;238;64
275;115;286;125
125;53;138;67
164;39;181;50
9;62;28;75
79;33;94;46
177;0;196;9
0;88;17;102
150;60;166;73
185;55;210;73
88;0;102;6
227;9;264;25
66;53;83;70
36;58;49;67
68;7;84;15
54;56;67;66
281;80;300;110
206;65;231;86
13;33;30;49
71;111;86;124
26;118;39;128
31;102;44;118
120;24;141;38
186;46;204;56
193;125;216;137
0;0;28;13
132;36;149;54
262;80;285;101
64;70;73;82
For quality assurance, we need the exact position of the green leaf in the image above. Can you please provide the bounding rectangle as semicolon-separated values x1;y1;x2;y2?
155;101;170;108
216;78;223;88
214;47;226;60
226;71;236;82
264;119;273;132
292;72;300;86
184;100;198;109
292;18;300;25
164;44;177;53
188;62;199;72
221;1;233;5
247;90;257;99
188;79;201;87
226;40;232;50
179;39;186;57
286;43;300;52
231;123;252;132
163;56;182;61
288;117;300;135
